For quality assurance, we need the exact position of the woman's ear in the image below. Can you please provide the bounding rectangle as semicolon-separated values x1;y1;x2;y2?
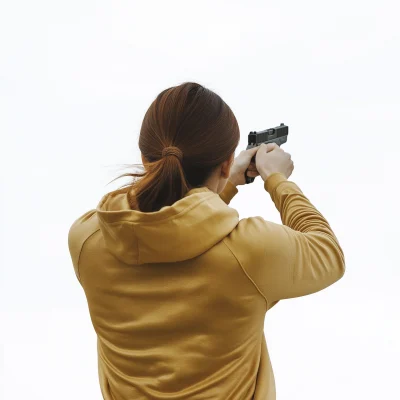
230;151;235;166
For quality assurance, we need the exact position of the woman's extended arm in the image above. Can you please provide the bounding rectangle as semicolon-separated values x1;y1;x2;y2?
224;172;345;307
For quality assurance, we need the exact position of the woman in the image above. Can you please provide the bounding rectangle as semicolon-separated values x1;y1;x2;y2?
68;82;345;400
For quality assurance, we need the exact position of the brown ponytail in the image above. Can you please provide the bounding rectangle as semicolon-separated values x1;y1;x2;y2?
108;82;240;212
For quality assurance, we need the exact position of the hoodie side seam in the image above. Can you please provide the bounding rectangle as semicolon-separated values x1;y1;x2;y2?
222;238;269;311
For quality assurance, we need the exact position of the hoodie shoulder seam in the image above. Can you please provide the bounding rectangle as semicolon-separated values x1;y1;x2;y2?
222;238;268;310
77;228;101;282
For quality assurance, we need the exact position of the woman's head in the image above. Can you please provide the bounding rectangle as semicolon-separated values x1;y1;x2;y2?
110;82;240;212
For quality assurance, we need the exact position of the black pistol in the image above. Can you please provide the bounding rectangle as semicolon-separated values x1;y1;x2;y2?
244;123;289;184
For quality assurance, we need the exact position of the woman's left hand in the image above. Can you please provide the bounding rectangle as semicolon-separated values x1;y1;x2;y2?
229;147;260;186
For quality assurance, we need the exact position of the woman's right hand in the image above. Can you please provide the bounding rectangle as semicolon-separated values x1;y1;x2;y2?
255;142;294;181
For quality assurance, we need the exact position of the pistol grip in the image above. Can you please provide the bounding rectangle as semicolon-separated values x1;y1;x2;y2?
244;154;257;184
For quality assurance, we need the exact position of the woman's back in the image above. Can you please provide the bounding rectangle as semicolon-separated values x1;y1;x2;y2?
68;175;345;399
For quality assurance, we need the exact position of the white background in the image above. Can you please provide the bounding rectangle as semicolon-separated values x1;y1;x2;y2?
1;1;399;399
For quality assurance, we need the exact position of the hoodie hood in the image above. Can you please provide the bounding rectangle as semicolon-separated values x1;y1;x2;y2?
96;186;239;265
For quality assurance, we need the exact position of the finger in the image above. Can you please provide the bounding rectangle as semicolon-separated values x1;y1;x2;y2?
265;142;279;152
246;146;260;155
259;142;278;153
247;170;259;177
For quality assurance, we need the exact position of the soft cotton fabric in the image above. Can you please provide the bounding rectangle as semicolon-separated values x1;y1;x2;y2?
68;172;345;399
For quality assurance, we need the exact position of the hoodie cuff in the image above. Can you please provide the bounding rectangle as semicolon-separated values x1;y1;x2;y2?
219;180;239;205
264;172;288;194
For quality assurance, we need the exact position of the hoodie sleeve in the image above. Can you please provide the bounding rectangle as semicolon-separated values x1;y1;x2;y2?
227;172;345;307
219;180;239;205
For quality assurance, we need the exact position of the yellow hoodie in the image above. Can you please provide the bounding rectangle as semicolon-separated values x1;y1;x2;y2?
68;172;345;400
